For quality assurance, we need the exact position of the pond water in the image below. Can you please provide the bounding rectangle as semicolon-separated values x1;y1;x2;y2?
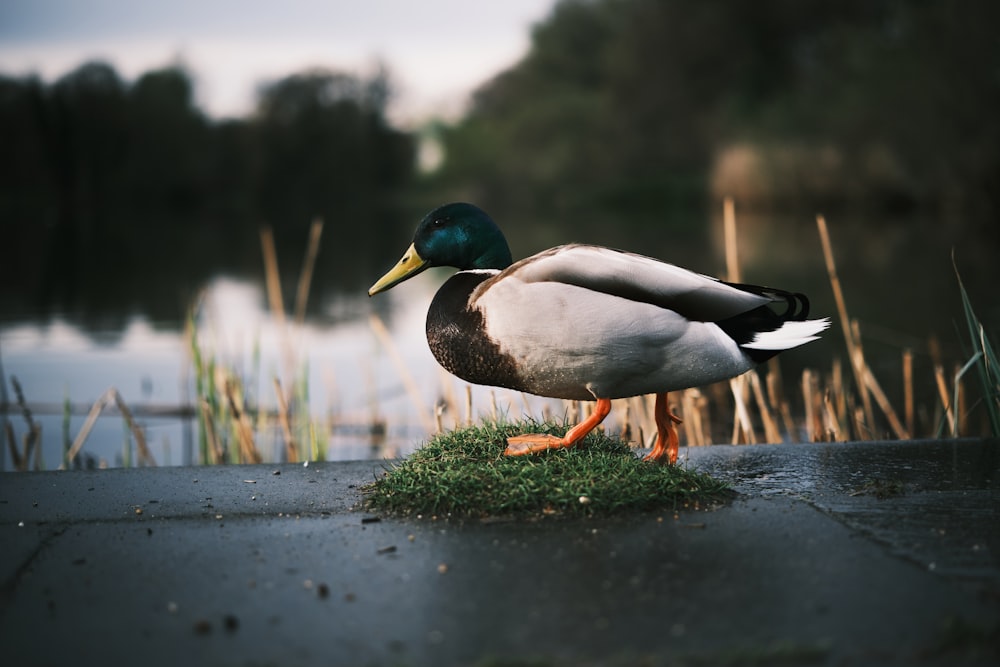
2;211;997;470
0;273;565;471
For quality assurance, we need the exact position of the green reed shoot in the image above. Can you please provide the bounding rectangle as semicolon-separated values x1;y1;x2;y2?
955;259;1000;435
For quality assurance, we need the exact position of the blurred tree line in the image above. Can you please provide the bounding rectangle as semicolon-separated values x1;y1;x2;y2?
429;0;1000;257
2;0;997;334
0;61;415;328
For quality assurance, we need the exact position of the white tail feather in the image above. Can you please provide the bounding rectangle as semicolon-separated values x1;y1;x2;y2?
742;318;831;351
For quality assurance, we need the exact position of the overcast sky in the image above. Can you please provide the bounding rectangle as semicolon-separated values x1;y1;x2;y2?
0;0;557;125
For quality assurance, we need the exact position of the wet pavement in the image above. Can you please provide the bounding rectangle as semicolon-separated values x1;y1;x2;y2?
1;439;997;666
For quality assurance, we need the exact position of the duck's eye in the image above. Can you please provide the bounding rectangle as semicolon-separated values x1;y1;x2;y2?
433;216;450;227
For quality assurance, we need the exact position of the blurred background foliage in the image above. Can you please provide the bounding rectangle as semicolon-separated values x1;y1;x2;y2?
429;0;999;243
1;0;998;333
1;61;415;328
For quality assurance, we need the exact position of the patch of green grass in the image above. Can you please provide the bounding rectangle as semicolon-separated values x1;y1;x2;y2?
363;419;732;518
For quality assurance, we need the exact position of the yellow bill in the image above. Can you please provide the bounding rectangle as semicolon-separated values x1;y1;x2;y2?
368;243;430;296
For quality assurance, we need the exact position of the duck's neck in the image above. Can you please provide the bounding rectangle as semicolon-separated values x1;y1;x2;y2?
470;243;513;270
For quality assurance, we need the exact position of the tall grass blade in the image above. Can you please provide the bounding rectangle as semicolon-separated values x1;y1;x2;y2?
953;255;1000;435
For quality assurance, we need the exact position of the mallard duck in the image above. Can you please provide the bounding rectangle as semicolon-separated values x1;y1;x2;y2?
369;203;829;464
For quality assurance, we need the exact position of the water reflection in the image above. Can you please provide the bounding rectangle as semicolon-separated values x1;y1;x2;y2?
3;210;998;470
0;273;569;470
2;276;420;469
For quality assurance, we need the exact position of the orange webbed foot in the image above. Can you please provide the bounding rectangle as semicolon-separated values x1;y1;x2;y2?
504;433;569;456
643;392;682;465
503;398;613;457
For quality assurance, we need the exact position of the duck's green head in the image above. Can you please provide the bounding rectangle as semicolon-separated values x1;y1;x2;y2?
368;203;513;296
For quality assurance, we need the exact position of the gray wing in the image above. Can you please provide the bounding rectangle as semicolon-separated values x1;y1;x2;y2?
500;244;771;322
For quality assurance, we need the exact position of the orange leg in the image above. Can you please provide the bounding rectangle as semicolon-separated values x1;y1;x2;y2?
643;392;683;464
505;398;613;456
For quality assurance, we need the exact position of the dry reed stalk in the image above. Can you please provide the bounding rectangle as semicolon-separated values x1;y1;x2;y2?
766;367;796;442
863;367;908;438
563;399;576;426
65;388;155;467
465;385;473;426
729;376;756;444
16;379;39;468
628;396;647;448
110;389;156;466
830;358;846;434
853;406;867;439
519;393;532;421
722;198;754;445
294;218;324;326
822;389;840;441
31;426;42;470
816;215;877;431
260;226;287;327
622;396;643;446
764;358;783;416
696;389;712;444
633;398;649;444
765;367;781;411
681;388;707;447
434;403;444;433
273;377;298;462
619;399;633;442
223;378;261;464
5;420;21;471
723;196;741;283
903;349;914;437
369;314;435;433
766;357;782;392
11;377;33;427
435;370;459;431
778;401;796;443
259;226;298;399
852;326;908;438
199;399;223;464
6;420;34;472
66;388;113;465
8;377;40;470
748;370;782;443
801;369;820;441
254;399;268;454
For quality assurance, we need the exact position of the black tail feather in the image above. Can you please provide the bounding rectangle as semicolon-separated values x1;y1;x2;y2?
722;282;811;320
717;283;813;364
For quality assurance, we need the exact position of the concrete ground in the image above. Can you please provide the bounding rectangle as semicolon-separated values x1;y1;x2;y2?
1;438;998;666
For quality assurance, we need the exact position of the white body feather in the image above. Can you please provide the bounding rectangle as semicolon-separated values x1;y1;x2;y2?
744;319;830;350
466;245;829;401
